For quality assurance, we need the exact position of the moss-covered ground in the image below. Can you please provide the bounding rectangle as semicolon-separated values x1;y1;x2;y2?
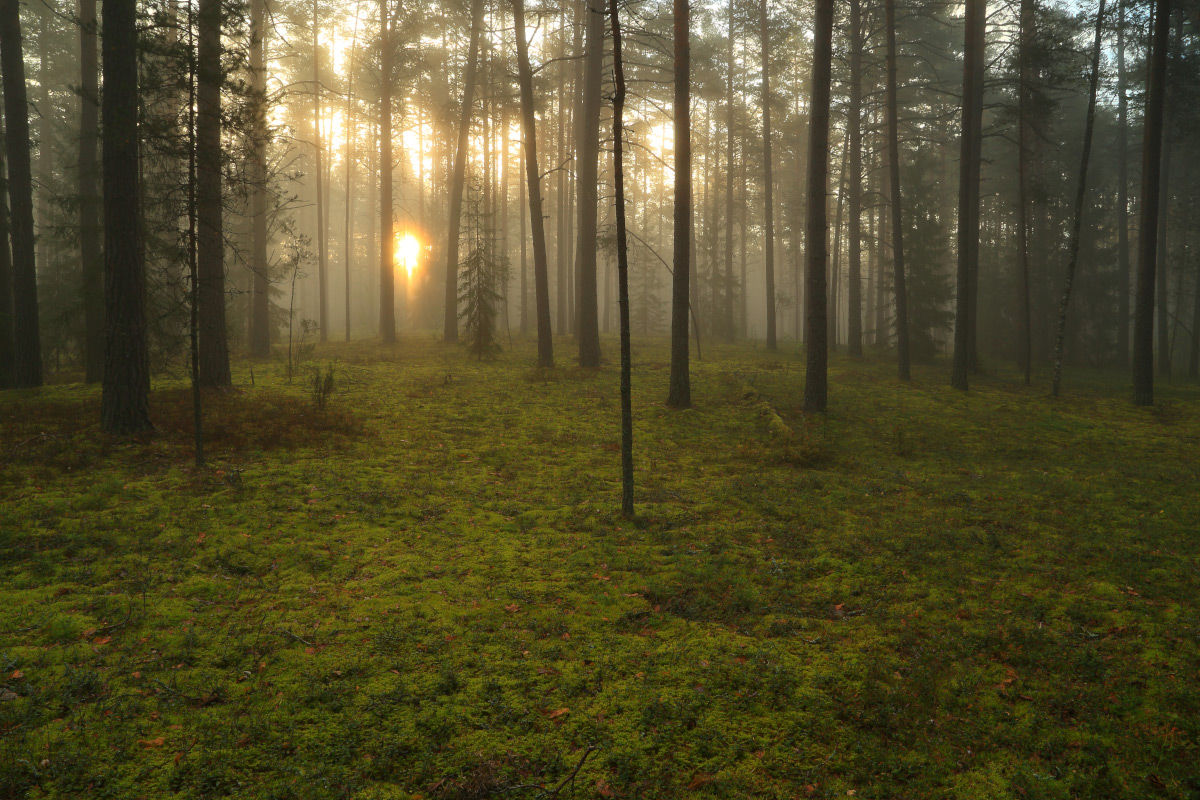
1;336;1198;799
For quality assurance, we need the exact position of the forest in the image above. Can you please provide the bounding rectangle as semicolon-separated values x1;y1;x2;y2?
0;0;1198;796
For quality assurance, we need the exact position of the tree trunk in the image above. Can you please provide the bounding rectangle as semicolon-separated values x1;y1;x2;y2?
951;0;984;391
79;0;104;382
512;0;554;368
1049;0;1105;397
1132;0;1171;406
311;0;329;342
379;0;395;342
249;0;272;356
100;0;151;433
803;0;832;412
1115;0;1130;368
610;0;633;516
667;0;692;404
723;0;735;342
577;0;604;367
847;0;863;357
885;0;910;380
0;0;42;388
1015;0;1033;384
759;0;775;351
343;5;360;341
444;0;484;343
1155;12;1180;377
197;0;231;387
0;128;14;389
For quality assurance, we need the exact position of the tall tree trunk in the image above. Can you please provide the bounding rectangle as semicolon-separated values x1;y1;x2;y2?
249;0;272;356
577;0;604;367
555;2;568;336
79;0;104;382
1115;0;1130;368
188;16;205;465
100;0;151;432
803;0;833;412
1015;0;1033;384
846;0;863;357
1154;12;1180;377
0;0;41;388
379;0;395;342
513;0;554;368
343;4;360;341
966;0;984;371
0;129;14;389
1132;0;1171;405
759;0;775;351
610;0;633;516
1049;0;1106;397
520;139;528;335
951;0;985;391
723;0;735;342
443;0;484;343
885;0;910;380
312;0;329;342
197;0;231;387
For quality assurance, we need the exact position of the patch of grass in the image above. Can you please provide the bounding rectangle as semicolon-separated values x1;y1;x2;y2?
1;336;1198;799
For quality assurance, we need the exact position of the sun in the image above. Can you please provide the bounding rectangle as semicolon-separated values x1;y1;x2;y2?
396;232;420;278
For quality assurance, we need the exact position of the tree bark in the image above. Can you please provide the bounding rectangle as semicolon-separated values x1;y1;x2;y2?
951;0;984;391
0;128;14;389
197;0;231;387
249;0;272;356
311;0;329;342
723;0;736;342
1132;0;1171;405
610;0;633;516
1049;0;1106;397
513;0;554;368
444;0;484;343
1115;0;1130;368
576;0;604;367
847;0;863;357
101;0;151;433
343;5;360;342
1015;0;1033;384
759;0;775;351
379;0;395;342
667;0;692;404
884;0;910;380
79;0;104;382
0;0;42;388
803;0;833;412
1154;12;1180;377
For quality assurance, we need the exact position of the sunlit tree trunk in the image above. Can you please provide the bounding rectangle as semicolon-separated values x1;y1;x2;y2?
951;0;985;391
79;0;104;382
443;0;483;344
846;0;863;357
343;4;361;342
512;0;554;368
577;0;604;367
723;0;735;342
1049;0;1106;397
249;0;272;356
379;0;395;343
100;0;151;432
311;0;329;342
197;0;231;387
1132;0;1171;406
667;0;692;404
884;0;910;380
610;0;633;516
757;0;774;351
0;0;41;388
803;0;832;412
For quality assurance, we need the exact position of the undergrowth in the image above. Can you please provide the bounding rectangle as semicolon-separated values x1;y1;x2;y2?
1;336;1198;799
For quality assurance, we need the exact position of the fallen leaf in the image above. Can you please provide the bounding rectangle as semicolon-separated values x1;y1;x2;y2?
139;737;165;748
504;603;520;613
547;707;569;719
9;669;23;680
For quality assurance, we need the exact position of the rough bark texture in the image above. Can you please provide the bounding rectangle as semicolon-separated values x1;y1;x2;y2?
884;0;910;381
611;0;634;517
0;0;42;388
803;0;833;413
79;0;105;383
1049;0;1105;397
444;0;484;344
512;0;554;368
101;0;151;433
576;0;604;368
667;0;692;406
847;0;863;357
197;0;231;387
379;0;395;342
1132;0;1171;406
249;0;272;357
951;0;984;391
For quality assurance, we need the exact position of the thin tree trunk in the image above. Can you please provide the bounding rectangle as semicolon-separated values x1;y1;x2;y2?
513;0;554;368
379;0;395;342
249;0;272;356
188;16;205;465
951;0;985;391
520;139;528;335
0;0;41;387
443;0;484;343
79;0;104;382
343;3;361;341
1132;0;1170;405
198;0;231;387
1155;12;1180;377
847;0;863;356
885;0;910;380
723;0;735;342
1015;0;1033;384
100;0;151;432
0;128;14;388
1049;0;1106;397
803;0;833;412
577;0;604;367
1115;0;1130;368
610;0;633;516
759;0;775;351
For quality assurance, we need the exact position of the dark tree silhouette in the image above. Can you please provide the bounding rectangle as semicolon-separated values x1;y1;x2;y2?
884;0;910;381
803;0;833;412
611;0;633;516
576;0;604;368
667;0;692;406
79;0;104;383
198;0;231;387
952;0;985;391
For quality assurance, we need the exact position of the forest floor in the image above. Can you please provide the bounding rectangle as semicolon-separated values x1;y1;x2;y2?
1;336;1198;800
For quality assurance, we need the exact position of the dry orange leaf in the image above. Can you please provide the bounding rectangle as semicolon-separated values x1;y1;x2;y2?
138;737;165;748
547;707;569;719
